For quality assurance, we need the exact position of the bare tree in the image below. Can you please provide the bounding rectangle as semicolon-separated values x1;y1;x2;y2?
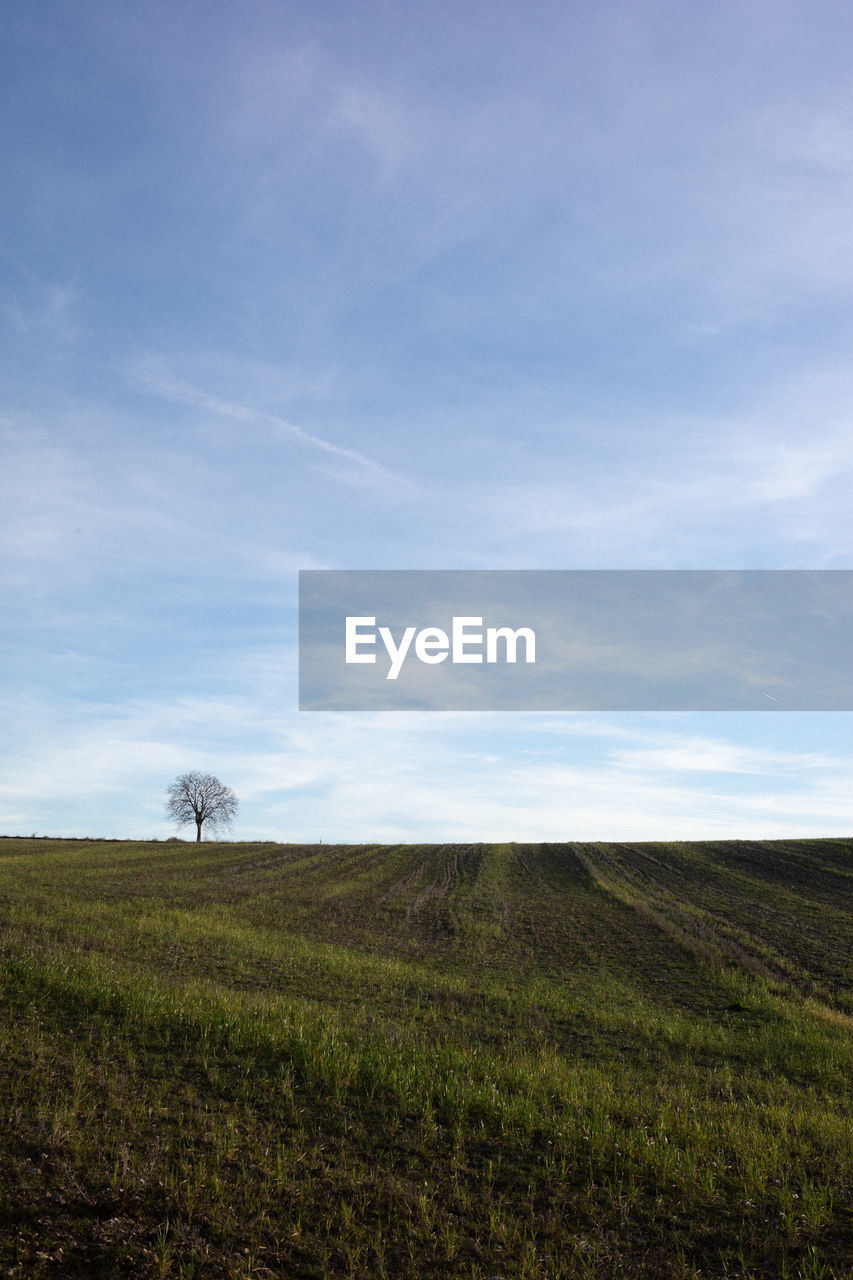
165;771;238;842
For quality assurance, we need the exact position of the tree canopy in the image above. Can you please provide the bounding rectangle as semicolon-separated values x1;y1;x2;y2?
165;771;238;842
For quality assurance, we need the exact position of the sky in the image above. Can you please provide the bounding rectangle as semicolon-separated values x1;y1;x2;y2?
2;0;853;842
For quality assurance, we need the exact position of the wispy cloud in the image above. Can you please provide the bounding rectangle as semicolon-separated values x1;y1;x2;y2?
4;3;853;841
2;691;851;843
131;357;416;490
3;280;79;342
470;396;853;567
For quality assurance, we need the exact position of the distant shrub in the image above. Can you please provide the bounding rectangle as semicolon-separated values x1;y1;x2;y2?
165;836;185;844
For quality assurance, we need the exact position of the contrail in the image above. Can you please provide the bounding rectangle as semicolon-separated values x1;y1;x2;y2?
132;359;414;488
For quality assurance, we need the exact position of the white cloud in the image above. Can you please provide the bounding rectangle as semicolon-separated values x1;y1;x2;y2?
3;279;80;344
2;692;851;842
470;391;853;567
609;735;843;776
131;356;416;491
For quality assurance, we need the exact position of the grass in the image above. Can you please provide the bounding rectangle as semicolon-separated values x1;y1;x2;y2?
0;836;852;1277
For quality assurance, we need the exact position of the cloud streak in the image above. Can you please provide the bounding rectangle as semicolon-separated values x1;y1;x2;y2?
132;358;414;489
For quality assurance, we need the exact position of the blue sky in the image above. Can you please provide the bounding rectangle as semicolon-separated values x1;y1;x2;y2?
3;0;853;841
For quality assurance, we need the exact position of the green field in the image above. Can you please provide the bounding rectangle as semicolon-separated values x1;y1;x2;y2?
1;836;852;1278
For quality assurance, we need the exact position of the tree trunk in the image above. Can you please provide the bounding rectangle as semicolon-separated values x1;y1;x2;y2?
196;819;202;842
